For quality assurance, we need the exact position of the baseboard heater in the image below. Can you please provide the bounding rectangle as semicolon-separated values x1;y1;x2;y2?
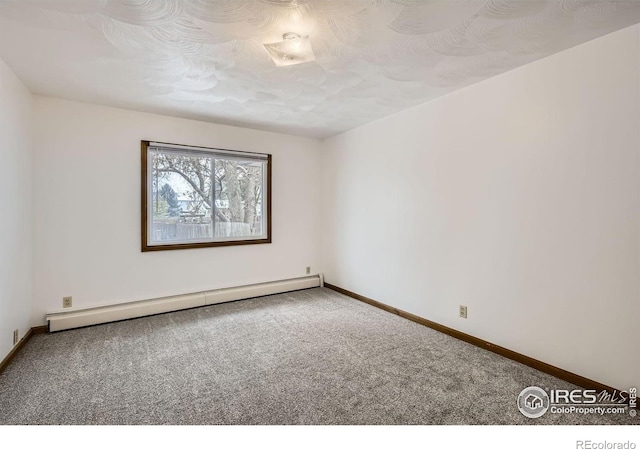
45;274;323;332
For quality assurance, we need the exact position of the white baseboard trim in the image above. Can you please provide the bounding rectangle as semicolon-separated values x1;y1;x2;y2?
46;275;321;332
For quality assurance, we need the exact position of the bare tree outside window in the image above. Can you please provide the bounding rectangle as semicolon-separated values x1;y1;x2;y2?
142;141;271;251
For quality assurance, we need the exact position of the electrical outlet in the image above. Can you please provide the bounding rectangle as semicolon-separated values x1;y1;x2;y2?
63;296;72;308
306;266;311;275
459;305;468;319
13;329;18;345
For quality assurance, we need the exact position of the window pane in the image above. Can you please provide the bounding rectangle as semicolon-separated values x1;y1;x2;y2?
150;152;213;244
214;158;265;239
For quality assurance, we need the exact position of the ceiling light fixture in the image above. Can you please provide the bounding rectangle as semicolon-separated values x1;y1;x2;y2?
263;32;315;67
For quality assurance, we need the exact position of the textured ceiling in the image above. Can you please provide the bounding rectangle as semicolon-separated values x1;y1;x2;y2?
1;1;640;139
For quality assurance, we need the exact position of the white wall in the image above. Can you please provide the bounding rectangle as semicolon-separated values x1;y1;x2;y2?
0;57;33;361
321;24;640;390
32;98;322;324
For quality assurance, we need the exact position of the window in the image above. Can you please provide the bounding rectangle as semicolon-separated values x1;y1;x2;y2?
141;141;271;251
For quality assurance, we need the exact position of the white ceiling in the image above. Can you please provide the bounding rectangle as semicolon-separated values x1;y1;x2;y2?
1;1;639;139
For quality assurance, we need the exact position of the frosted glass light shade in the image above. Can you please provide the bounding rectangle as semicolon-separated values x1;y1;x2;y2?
263;33;315;67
